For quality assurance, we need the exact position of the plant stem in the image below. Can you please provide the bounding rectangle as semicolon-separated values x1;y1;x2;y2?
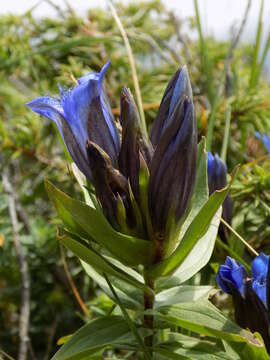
221;101;231;162
144;277;155;357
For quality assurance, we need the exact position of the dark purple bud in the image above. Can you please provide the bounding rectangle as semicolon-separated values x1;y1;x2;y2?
234;281;270;353
86;141;135;229
207;152;233;242
86;141;118;226
150;66;192;148
118;87;153;201
149;95;197;240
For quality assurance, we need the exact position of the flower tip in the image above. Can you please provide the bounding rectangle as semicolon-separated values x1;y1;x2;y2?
100;60;111;77
25;99;35;109
178;65;192;98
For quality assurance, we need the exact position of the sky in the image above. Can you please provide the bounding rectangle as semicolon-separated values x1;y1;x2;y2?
1;0;269;44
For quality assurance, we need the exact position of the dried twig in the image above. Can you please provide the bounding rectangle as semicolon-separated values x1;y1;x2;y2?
220;218;258;257
60;245;89;318
221;0;252;161
224;0;252;92
2;168;30;360
108;1;147;135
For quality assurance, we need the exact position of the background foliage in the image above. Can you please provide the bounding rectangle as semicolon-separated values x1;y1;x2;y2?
0;0;270;358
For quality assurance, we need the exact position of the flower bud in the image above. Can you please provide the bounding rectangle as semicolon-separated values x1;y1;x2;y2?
119;87;153;203
207;152;232;242
148;67;197;244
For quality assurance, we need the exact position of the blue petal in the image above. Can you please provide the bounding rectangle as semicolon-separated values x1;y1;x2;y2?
252;253;269;279
262;133;270;153
26;96;92;179
169;65;192;116
251;253;269;308
255;131;270;153
26;96;64;139
60;61;120;160
217;256;247;297
207;151;215;176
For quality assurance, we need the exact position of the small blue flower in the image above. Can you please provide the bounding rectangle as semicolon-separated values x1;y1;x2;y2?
255;131;270;153
216;256;247;297
26;61;120;180
217;254;270;353
252;252;269;309
207;152;232;242
207;152;227;193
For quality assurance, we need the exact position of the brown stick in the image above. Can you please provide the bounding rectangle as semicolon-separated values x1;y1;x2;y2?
60;245;89;318
2;168;30;360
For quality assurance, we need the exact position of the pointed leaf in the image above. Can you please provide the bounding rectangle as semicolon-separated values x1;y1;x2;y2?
58;229;151;294
51;316;130;360
46;180;154;266
155;285;212;309
154;300;265;350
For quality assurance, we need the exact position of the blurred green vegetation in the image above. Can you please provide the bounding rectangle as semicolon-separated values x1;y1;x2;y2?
0;0;270;358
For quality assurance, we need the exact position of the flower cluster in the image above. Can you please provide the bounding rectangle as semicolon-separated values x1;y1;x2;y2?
27;61;197;261
217;254;270;352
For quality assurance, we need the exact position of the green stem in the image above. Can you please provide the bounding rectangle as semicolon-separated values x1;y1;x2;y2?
216;238;251;271
249;0;264;90
143;277;155;357
221;101;231;162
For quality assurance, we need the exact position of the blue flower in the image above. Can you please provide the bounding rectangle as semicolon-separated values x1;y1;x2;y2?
26;61;120;180
217;254;270;353
216;256;247;297
255;131;270;153
207;152;227;193
252;252;269;309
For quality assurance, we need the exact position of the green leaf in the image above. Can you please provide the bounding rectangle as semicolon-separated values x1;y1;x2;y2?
155;332;234;360
155;285;213;309
225;334;270;360
71;162;95;208
161;206;221;284
46;180;154;266
182;138;209;233
51;316;130;360
154;300;266;353
82;261;143;310
58;229;151;294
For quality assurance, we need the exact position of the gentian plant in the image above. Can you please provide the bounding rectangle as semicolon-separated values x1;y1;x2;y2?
27;63;269;359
